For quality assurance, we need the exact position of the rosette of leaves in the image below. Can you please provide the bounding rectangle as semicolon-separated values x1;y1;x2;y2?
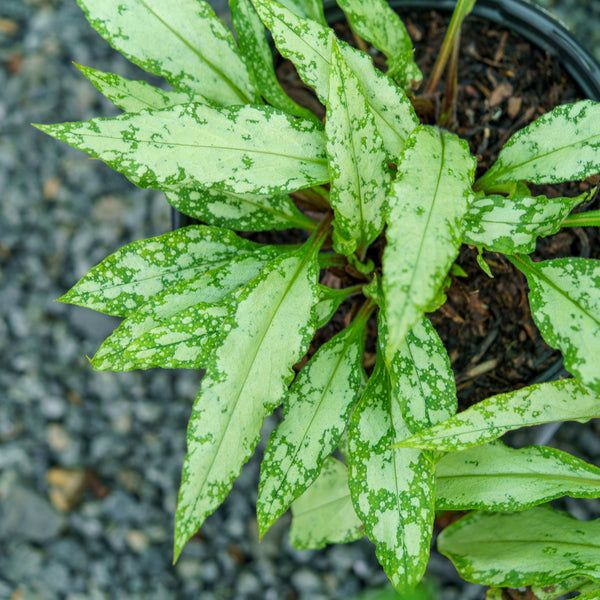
36;0;600;594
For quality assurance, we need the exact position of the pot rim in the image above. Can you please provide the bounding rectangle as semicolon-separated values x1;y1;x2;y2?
322;0;600;101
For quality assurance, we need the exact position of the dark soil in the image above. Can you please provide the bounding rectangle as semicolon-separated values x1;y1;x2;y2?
276;9;600;408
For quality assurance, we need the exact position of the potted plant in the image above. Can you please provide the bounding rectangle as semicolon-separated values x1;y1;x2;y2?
35;0;600;597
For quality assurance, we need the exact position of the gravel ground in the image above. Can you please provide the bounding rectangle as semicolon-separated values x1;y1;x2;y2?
1;1;599;599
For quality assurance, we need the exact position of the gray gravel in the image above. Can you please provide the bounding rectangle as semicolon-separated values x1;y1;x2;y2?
1;1;599;599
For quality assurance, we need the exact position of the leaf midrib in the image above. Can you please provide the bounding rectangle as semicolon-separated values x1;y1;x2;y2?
437;471;600;486
138;0;251;103
73;131;328;166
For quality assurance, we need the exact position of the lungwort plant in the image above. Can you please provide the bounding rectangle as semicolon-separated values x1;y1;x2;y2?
36;0;600;595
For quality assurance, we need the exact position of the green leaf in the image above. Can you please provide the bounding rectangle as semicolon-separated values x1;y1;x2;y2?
335;0;422;88
35;103;329;195
278;0;326;25
92;249;283;370
437;506;600;587
164;187;316;231
76;0;257;105
532;575;599;600
395;379;600;452
253;0;418;157
75;64;195;112
477;100;600;189
348;352;436;591
123;298;232;369
326;40;391;255
382;125;475;360
463;192;587;254
512;255;600;393
289;457;363;549
174;241;321;560
229;0;317;120
257;306;368;537
436;441;600;511
59;225;273;317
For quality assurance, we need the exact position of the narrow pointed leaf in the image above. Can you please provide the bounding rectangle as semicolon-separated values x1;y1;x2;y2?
326;41;390;255
396;379;600;452
164;187;315;231
174;243;320;559
35;104;328;195
348;353;436;591
76;0;257;105
75;64;195;112
513;255;600;393
257;313;367;536
92;249;283;371
253;0;418;157
382;125;475;359
124;299;232;369
289;457;363;549
230;0;319;119
463;192;587;254
438;506;600;587
436;441;600;511
59;226;274;317
478;100;600;188
336;0;422;88
278;0;326;25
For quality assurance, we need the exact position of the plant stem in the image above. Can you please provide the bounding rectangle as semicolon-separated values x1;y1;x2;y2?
561;210;600;228
423;0;476;96
318;253;347;268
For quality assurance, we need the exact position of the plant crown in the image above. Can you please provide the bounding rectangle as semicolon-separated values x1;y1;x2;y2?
37;0;600;595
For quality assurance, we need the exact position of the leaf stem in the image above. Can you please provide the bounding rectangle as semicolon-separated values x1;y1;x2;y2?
423;0;475;96
318;253;347;268
561;209;600;228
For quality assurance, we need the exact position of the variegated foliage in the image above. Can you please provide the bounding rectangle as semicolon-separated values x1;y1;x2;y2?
438;506;600;587
382;125;475;359
512;255;600;393
347;317;456;591
335;0;422;88
41;0;600;594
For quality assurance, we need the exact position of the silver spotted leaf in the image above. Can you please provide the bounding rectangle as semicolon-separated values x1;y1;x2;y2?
438;506;600;587
289;457;363;549
253;0;418;158
174;241;321;559
35;103;329;196
348;346;437;592
59;225;275;317
514;255;600;393
478;100;600;189
229;0;317;120
92;250;283;371
335;0;422;88
463;192;587;254
257;311;367;537
76;0;257;104
382;125;475;360
326;40;390;255
396;379;600;452
165;187;315;231
387;316;457;435
436;441;600;511
123;298;233;370
75;64;196;112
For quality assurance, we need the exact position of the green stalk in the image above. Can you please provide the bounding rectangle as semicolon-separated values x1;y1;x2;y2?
424;0;476;96
561;210;600;228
